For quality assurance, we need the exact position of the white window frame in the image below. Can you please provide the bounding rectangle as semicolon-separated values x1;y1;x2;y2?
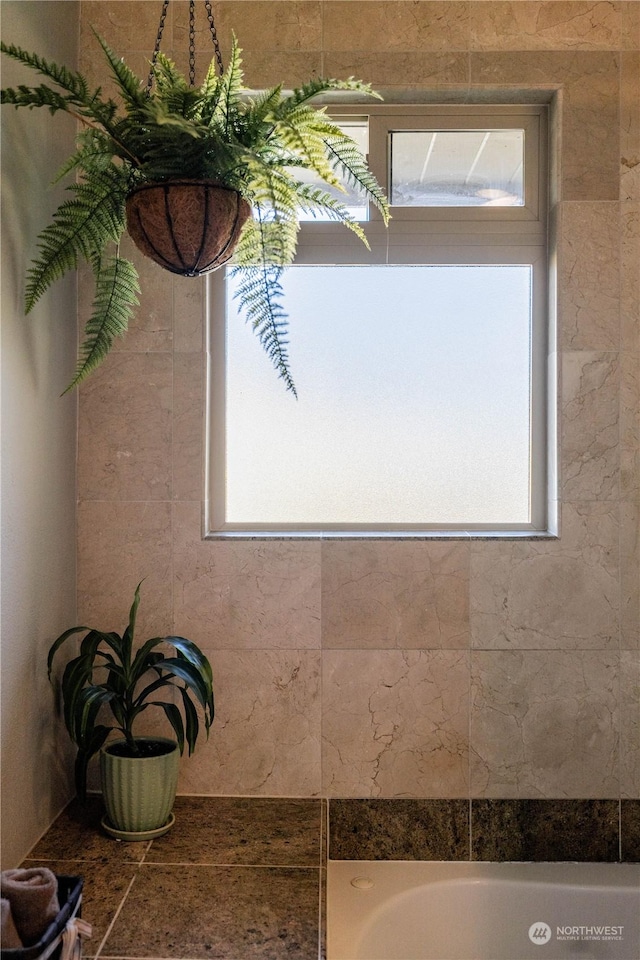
205;104;555;539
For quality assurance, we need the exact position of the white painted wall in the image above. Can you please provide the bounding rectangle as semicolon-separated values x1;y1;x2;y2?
1;0;80;867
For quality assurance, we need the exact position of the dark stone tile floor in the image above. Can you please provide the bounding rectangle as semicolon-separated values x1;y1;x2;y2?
21;796;325;960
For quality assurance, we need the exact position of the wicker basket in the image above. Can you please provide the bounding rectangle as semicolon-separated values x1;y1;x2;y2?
126;180;251;276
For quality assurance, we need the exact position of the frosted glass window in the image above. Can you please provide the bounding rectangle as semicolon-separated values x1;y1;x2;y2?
223;265;532;528
208;104;551;537
391;130;525;207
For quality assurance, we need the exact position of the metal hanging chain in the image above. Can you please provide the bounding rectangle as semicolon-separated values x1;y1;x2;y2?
146;0;225;92
188;0;196;86
204;0;225;76
146;0;170;93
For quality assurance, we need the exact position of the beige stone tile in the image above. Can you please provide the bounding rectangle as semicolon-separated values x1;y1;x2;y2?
77;500;173;639
621;201;640;352
323;51;469;88
621;650;640;798
178;650;321;796
80;2;173;59
470;503;620;649
622;1;640;50
174;275;205;353
77;243;172;357
470;2;622;51
79;48;155;101
174;0;323;52
621;52;640;201
173;354;204;502
470;650;619;798
621;502;640;649
173;502;321;648
548;57;620;202
78;352;173;501
562;351;620;501
76;262;96;347
621;351;640;500
322;541;470;649
233;51;324;87
470;52;620;201
560;202;620;351
322;650;470;797
323;2;470;52
109;237;174;354
164;48;324;88
78;2;178;97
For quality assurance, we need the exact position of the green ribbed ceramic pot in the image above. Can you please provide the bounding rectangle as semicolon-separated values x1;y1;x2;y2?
100;737;180;834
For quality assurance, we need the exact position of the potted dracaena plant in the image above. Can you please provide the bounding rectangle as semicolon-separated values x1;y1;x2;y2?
0;32;390;395
47;582;214;840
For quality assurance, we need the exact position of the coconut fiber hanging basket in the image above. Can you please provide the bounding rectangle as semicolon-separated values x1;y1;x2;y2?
125;180;251;277
125;2;251;278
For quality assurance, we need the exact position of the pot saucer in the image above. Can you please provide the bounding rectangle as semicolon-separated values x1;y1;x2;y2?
101;811;175;841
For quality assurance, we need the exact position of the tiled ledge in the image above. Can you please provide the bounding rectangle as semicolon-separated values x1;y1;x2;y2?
23;796;327;960
328;798;640;863
19;796;640;960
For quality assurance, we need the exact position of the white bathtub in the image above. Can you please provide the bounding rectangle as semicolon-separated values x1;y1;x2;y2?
327;861;640;960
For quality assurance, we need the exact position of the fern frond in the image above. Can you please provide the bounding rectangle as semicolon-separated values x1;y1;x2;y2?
293;183;369;245
323;131;390;224
0;39;119;128
65;256;140;392
275;76;382;116
231;205;298;394
234;164;301;265
210;36;244;134
239;85;283;140
231;261;296;396
1;83;74;114
269;112;341;187
25;166;128;310
93;30;146;111
53;129;120;182
125;99;202;136
149;54;207;120
151;52;190;94
0;40;89;100
199;57;222;100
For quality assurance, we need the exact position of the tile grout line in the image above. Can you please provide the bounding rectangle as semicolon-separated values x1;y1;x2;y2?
619;797;623;862
92;871;140;960
139;860;322;869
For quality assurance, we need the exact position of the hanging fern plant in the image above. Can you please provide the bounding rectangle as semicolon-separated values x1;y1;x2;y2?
0;32;390;394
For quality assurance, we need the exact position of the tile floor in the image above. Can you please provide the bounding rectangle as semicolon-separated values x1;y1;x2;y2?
22;796;326;960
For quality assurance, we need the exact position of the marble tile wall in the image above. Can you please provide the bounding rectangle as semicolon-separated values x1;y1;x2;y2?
76;1;639;803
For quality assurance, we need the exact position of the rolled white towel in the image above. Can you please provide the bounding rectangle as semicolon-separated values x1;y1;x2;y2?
1;868;60;947
1;897;23;949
